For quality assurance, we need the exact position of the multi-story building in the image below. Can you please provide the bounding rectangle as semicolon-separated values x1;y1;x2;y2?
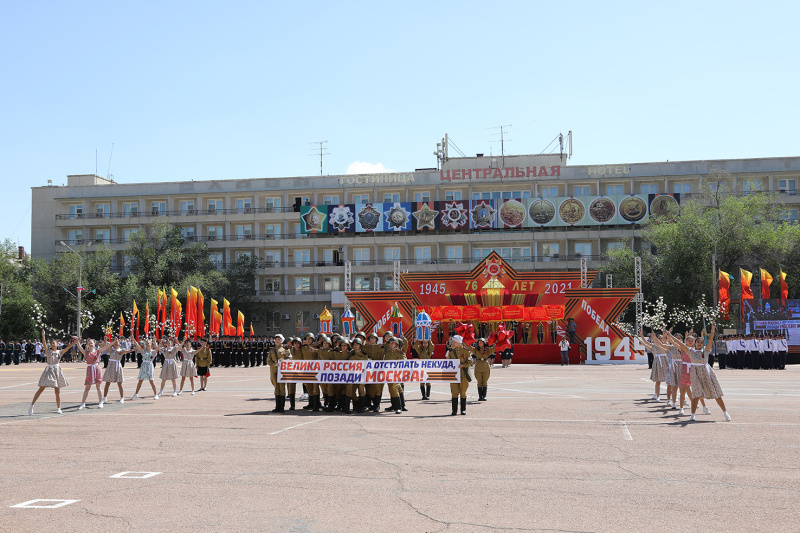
31;153;800;334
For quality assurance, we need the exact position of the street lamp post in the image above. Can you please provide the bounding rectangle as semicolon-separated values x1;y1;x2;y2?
60;241;91;337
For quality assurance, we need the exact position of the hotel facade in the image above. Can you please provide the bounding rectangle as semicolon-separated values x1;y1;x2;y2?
31;153;800;333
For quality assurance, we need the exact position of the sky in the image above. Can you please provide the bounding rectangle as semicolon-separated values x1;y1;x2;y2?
2;1;799;252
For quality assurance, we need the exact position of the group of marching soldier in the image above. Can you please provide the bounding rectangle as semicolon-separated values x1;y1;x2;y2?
267;331;496;416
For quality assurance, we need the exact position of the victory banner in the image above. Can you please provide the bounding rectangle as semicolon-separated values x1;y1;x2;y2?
278;359;461;384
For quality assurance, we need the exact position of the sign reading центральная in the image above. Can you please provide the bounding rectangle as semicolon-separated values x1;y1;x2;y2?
278;359;461;384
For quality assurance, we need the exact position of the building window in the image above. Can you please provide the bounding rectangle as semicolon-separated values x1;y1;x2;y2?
780;209;799;223
123;202;138;216
606;241;626;253
95;203;110;217
236;251;252;261
180;200;195;215
383;247;400;262
672;183;691;194
263;197;282;211
208;253;223;266
322;195;340;205
207;199;222;213
264;224;281;238
445;190;462;201
236;225;253;239
639;184;658;195
540;187;558;198
263;250;281;265
779;179;796;194
606;185;623;196
180;227;196;240
475;247;530;262
574;243;592;258
542;243;560;260
122;254;136;270
445;246;462;262
354;276;371;290
295;277;310;294
323;277;340;291
151;201;166;215
353;194;369;204
68;229;83;243
573;186;591;197
122;228;138;242
236;198;253;213
264;278;281;293
94;229;110;243
414;246;431;264
294;249;310;267
70;204;84;218
500;190;532;200
353;248;370;264
383;193;400;203
414;192;430;202
207;226;223;240
384;275;394;290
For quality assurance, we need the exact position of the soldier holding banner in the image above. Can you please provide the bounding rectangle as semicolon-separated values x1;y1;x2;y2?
268;334;288;413
412;339;434;400
447;335;475;415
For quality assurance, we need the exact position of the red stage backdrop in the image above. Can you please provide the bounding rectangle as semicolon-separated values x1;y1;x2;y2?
345;253;644;364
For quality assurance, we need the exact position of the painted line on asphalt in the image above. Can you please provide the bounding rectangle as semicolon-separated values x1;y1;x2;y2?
11;499;80;509
269;416;331;435
620;420;633;440
0;382;37;389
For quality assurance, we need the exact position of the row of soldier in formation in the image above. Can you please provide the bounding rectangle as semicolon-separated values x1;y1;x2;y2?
265;330;495;416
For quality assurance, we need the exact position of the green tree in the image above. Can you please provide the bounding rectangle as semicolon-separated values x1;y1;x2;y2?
0;239;37;339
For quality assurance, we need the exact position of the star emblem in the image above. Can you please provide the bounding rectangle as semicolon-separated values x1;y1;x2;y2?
357;204;382;231
412;203;438;229
329;205;354;232
440;201;468;229
301;205;326;233
483;258;506;279
384;202;411;231
470;200;496;228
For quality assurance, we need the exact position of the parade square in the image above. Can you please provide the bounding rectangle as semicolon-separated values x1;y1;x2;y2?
1;363;798;533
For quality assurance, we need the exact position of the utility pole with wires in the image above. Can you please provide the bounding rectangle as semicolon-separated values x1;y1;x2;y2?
310;141;329;176
489;125;512;167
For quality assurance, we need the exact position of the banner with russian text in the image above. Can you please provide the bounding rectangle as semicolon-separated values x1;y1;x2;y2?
278;359;461;384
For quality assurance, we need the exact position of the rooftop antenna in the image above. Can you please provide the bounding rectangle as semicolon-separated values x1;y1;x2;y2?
433;133;449;170
489;125;512;167
106;142;114;181
310;141;329;176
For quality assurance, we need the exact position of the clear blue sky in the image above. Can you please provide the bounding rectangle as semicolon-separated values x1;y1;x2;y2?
2;1;798;253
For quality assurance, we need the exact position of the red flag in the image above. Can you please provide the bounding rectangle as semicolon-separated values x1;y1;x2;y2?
237;311;245;339
249;322;254;337
760;269;773;300
197;290;205;338
223;299;233;336
781;270;789;299
170;288;178;336
144;301;150;337
740;269;754;300
718;270;731;320
119;312;125;337
156;289;162;340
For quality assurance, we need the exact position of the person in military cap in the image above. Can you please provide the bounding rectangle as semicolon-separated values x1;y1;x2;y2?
473;338;492;401
336;338;353;414
301;332;321;411
363;332;384;412
286;337;302;410
314;335;337;412
448;335;475;415
412;338;435;399
383;336;407;414
349;337;369;413
267;334;289;413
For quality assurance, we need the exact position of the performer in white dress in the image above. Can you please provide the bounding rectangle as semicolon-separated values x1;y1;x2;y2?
29;330;77;415
101;338;135;404
130;338;159;400
178;339;198;395
157;338;180;398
